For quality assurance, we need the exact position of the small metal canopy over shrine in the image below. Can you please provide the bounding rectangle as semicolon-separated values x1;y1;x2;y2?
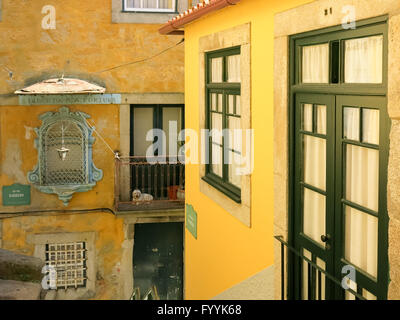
15;77;106;95
14;77;120;105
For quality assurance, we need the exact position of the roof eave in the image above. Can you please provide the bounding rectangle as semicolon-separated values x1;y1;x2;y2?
159;0;241;35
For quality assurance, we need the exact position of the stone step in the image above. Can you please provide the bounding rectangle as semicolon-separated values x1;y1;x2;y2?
0;279;42;300
0;249;43;282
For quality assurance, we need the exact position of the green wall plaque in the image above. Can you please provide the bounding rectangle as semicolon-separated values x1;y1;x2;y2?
2;184;31;206
186;204;197;239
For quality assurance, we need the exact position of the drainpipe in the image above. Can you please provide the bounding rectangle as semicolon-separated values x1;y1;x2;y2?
159;0;241;35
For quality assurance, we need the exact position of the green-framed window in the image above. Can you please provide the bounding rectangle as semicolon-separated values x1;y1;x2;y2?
203;47;242;203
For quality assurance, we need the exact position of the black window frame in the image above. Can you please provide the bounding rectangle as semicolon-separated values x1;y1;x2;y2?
203;46;242;203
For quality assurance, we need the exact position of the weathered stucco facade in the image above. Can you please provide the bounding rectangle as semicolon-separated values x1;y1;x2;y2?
0;0;186;299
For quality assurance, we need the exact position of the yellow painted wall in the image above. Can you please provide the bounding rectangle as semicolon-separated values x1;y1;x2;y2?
184;0;312;299
0;104;118;209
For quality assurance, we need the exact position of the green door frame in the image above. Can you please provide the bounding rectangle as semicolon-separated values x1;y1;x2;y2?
288;15;390;300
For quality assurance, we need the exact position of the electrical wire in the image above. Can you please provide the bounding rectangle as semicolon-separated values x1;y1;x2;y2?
0;207;116;220
95;38;184;74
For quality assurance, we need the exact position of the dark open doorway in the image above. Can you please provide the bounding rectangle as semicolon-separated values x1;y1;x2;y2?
133;222;184;300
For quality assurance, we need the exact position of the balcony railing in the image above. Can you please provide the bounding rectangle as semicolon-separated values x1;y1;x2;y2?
275;236;366;300
115;156;185;212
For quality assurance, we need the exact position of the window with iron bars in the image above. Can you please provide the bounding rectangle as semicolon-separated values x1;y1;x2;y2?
124;0;177;12
45;242;87;290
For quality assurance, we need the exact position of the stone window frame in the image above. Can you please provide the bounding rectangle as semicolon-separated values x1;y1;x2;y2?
27;232;96;300
123;0;177;13
199;23;252;227
112;0;188;24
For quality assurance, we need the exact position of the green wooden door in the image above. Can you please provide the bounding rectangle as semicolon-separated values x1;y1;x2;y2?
290;16;389;300
293;94;389;300
293;93;336;300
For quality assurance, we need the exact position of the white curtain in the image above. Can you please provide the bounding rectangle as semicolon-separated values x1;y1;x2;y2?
127;0;174;10
211;58;223;83
345;107;380;279
211;113;223;177
344;108;360;141
303;134;326;246
363;109;380;144
304;135;326;191
133;108;154;156
316;105;327;135
303;188;326;246
302;44;329;83
345;36;383;84
303;104;313;132
227;55;241;83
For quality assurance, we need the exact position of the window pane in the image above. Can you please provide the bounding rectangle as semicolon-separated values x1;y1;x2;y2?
303;188;326;246
133;108;153;156
346;145;379;211
211;144;223;177
162;107;182;156
302;43;329;83
211;113;222;145
344;278;357;300
363;289;377;300
228;95;235;114
211;93;217;111
345;36;383;84
236;96;241;115
303;135;326;191
345;206;378;278
228;151;242;188
343;107;360;141
303;254;326;300
316;105;327;135
362;109;380;145
303;104;313;132
228;116;241;152
227;54;240;83
211;58;223;83
125;0;175;10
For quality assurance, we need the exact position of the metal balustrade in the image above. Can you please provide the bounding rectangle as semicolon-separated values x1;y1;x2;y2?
275;235;366;300
115;156;185;212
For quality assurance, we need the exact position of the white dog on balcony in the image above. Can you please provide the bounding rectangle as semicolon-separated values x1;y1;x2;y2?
132;189;153;205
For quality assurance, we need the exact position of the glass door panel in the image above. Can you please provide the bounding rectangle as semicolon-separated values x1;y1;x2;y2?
294;93;335;300
336;95;388;300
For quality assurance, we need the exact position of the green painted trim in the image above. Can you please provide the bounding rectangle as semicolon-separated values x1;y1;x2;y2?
204;47;242;202
202;175;241;204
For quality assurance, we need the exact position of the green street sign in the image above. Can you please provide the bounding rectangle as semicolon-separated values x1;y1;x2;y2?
2;184;31;206
186;204;197;239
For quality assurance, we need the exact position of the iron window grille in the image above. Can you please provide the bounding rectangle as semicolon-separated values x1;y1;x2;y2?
28;106;103;206
123;0;177;12
45;242;87;290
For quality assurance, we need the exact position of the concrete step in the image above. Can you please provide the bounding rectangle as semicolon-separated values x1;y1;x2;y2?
0;249;43;282
0;279;42;300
